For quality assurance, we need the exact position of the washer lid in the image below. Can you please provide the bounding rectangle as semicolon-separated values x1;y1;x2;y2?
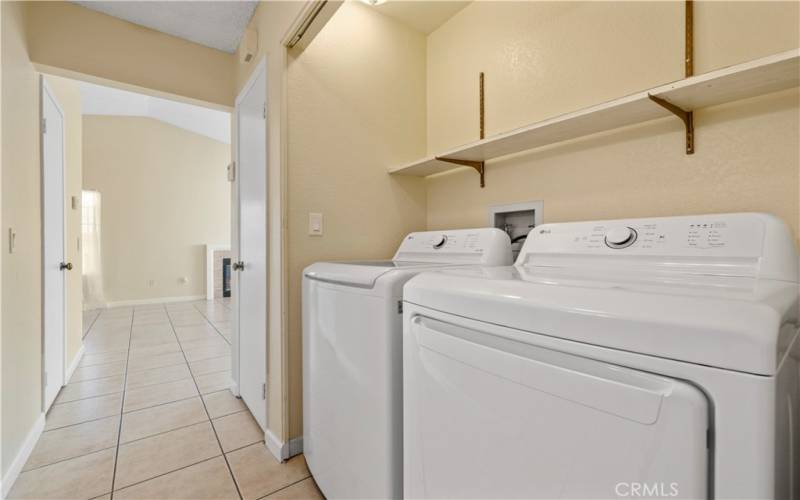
304;260;453;288
404;266;798;376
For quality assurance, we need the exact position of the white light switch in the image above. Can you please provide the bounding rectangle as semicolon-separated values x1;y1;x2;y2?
309;213;323;236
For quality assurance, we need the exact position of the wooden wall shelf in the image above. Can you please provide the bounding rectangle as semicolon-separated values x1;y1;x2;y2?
389;48;799;181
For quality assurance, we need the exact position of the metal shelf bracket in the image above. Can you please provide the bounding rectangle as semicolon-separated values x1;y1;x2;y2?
435;157;486;187
648;95;695;155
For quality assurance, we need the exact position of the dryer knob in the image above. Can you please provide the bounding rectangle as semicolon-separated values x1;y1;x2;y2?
604;226;637;249
432;235;447;249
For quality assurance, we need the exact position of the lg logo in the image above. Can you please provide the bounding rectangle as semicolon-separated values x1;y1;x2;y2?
615;482;679;498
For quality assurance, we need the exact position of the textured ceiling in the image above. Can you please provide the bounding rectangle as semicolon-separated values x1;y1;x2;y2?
72;1;258;53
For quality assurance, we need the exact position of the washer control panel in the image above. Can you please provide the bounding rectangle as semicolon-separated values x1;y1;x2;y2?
393;228;512;265
521;214;775;257
517;213;797;282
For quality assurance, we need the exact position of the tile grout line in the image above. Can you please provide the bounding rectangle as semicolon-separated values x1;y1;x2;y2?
164;306;244;500
254;474;314;500
108;305;140;499
81;309;103;341
190;302;232;346
109;454;225;496
43;412;122;434
19;445;119;473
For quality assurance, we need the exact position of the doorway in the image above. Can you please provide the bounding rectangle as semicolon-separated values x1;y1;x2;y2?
40;76;69;411
233;58;268;431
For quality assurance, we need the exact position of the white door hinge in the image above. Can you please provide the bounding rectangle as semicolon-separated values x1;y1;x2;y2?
262;383;266;400
42;118;47;134
227;161;236;182
262;103;267;119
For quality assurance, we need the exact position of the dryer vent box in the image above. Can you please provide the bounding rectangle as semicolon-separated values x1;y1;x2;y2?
488;201;543;261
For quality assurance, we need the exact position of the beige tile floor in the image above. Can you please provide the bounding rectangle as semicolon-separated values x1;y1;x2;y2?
9;299;323;500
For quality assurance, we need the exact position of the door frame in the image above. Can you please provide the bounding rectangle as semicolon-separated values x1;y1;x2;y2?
39;75;68;411
232;55;268;415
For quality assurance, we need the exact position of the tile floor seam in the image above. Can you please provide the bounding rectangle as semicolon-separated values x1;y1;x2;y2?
125;359;188;374
66;370;127;385
18;444;119;473
53;389;125;406
253;475;314;500
119;417;211;446
221;439;268;457
110;453;224;494
209;408;249;420
109;306;138;499
43;411;123;433
124;374;193;391
75;362;127;370
120;394;199;415
165;307;244;500
82;309;103;340
191;302;232;346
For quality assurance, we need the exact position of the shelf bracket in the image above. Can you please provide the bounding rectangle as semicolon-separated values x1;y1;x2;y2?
436;157;485;188
648;94;694;155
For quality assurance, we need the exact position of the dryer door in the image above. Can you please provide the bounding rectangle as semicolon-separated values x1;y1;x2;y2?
403;310;709;500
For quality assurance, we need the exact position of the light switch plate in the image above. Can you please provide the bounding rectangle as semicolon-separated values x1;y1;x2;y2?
309;213;323;236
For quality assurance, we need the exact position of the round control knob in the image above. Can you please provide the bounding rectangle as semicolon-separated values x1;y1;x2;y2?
432;235;447;249
604;226;637;249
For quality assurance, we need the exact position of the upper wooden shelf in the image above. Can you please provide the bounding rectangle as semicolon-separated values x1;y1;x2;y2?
389;48;800;178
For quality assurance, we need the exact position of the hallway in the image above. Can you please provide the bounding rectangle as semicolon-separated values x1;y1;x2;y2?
7;301;321;500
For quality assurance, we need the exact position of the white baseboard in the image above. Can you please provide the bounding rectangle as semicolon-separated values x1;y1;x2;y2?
264;430;303;462
2;413;45;498
65;344;85;383
104;295;205;308
265;429;284;462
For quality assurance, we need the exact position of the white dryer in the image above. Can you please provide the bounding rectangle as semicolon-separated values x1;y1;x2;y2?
303;228;512;499
403;213;799;499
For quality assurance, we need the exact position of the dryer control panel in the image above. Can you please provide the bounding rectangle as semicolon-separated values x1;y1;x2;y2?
518;213;797;282
393;228;512;266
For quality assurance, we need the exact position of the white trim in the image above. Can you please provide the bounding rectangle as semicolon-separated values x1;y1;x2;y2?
103;295;205;308
265;429;284;461
65;344;85;383
264;430;303;463
205;244;231;300
1;413;46;498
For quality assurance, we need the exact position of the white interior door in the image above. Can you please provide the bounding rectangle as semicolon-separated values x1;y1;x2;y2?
234;60;268;431
41;77;68;411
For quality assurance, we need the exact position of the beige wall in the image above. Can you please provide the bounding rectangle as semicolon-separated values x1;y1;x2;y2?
1;0;41;479
82;116;230;305
235;0;305;443
25;1;236;108
285;1;427;438
44;75;83;368
425;1;800;243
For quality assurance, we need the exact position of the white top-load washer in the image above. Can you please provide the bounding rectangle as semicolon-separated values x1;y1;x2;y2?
403;213;799;499
302;228;512;499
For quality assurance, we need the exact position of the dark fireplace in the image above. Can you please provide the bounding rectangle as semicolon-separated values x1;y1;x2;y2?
222;258;231;298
